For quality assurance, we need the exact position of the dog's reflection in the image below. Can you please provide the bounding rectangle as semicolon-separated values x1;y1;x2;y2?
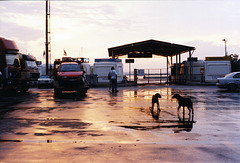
175;111;194;132
151;106;160;120
151;93;161;120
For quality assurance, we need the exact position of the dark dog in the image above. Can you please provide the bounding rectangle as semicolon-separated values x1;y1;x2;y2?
152;93;161;112
172;94;193;115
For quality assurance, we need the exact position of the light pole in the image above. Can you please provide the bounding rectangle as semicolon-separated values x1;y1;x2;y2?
222;39;227;57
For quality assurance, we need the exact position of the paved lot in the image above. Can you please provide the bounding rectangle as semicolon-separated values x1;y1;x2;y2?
0;85;240;162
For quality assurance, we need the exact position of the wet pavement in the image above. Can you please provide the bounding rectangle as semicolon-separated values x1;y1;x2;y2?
0;85;240;162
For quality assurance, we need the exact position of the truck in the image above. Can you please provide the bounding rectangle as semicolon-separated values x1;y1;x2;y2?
53;57;89;95
19;53;40;92
0;37;21;93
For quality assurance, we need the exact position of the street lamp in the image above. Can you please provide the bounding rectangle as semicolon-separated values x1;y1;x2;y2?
222;39;227;57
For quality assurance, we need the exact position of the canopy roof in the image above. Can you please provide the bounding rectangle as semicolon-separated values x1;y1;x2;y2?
108;39;195;58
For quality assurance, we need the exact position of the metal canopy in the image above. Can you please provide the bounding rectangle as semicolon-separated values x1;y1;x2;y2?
108;39;195;58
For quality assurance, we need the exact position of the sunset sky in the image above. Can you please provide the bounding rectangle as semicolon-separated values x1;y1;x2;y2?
1;0;240;71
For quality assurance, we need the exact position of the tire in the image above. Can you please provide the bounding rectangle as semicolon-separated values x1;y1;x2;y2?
54;88;62;96
20;86;29;93
77;89;87;95
228;84;237;92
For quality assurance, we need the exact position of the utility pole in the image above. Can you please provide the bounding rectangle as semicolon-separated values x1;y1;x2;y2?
45;0;51;75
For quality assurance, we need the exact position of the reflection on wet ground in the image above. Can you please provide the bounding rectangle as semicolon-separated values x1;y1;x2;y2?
0;87;239;135
0;85;240;162
1;86;239;140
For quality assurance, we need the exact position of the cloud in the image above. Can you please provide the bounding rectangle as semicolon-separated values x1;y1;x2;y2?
1;0;240;65
0;1;45;42
0;21;43;41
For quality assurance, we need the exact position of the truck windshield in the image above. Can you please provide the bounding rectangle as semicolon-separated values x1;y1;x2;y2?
6;54;20;66
60;64;82;72
26;61;37;69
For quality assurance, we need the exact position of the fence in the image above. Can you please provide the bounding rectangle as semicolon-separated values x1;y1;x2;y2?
132;68;169;85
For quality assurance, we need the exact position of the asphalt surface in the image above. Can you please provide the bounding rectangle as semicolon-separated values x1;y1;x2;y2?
0;85;240;162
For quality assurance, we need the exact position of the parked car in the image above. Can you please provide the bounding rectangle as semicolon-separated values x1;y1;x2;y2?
216;72;240;91
38;75;53;88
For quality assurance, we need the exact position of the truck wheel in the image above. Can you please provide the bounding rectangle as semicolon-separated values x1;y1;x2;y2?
54;88;62;96
20;86;29;93
77;89;86;95
228;84;236;92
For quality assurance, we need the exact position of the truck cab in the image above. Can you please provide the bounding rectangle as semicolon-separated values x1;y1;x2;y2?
0;37;21;93
19;54;40;92
53;57;89;95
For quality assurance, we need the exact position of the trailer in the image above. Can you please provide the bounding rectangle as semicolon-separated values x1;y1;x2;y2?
93;58;123;84
204;57;231;83
178;59;204;83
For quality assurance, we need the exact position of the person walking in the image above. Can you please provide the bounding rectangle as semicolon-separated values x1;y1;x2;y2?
108;71;112;92
108;66;118;93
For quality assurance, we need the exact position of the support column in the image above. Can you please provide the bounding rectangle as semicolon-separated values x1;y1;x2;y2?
166;57;169;83
175;54;178;83
179;53;181;64
111;51;114;58
189;51;192;81
179;53;181;83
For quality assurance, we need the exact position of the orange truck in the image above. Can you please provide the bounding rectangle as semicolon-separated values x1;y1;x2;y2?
53;57;89;95
0;37;21;92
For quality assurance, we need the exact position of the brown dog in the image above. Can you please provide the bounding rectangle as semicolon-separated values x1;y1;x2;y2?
172;94;193;115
